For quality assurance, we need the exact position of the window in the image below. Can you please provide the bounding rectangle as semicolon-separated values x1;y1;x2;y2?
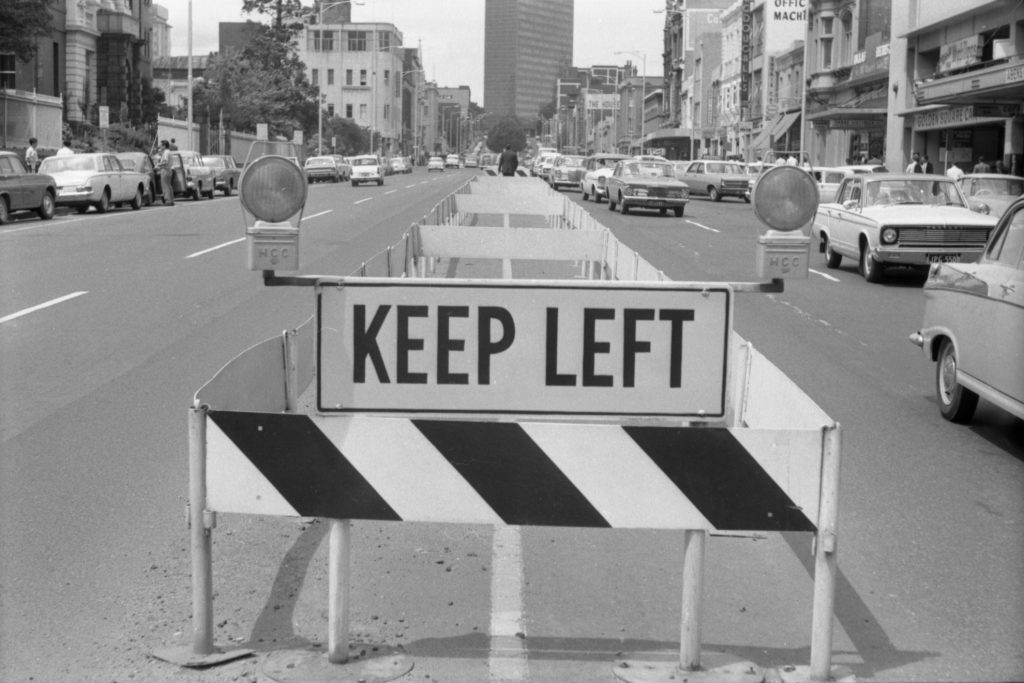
377;31;390;50
312;68;319;87
346;69;353;86
348;31;367;51
840;11;853;65
359;69;367;86
359;103;367;120
383;103;390;121
820;16;834;70
327;103;335;117
327;69;334;85
384;70;390;86
0;53;15;89
346;104;353;118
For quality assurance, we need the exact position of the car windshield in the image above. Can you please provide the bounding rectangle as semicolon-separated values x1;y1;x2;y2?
622;162;675;178
306;157;334;167
560;156;586;167
203;156;226;168
864;179;966;207
966;177;1024;197
352;158;378;166
39;156;98;172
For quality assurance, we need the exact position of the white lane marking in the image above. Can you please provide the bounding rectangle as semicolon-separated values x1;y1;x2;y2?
685;219;720;233
354;197;373;205
301;210;332;221
384;189;397;195
1;291;88;324
405;184;417;188
489;526;527;681
809;268;840;282
185;237;245;259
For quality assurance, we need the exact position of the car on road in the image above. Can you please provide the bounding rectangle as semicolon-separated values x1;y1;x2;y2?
956;173;1024;218
548;154;586;191
674;159;751;202
464;155;479;168
350;154;384;186
388;157;410;175
444;154;461;169
809;166;854;203
605;159;690;217
38;152;150;213
909;195;1024;423
534;152;559;180
171;150;217;199
304;155;344;183
331;155;352;181
814;173;998;282
580;153;629;203
427;156;445;172
202;155;242;195
0;150;57;223
116;152;158;206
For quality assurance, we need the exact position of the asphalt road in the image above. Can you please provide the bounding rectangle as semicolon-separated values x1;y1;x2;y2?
1;171;1021;682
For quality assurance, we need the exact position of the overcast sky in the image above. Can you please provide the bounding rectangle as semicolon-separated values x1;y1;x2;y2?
163;0;667;106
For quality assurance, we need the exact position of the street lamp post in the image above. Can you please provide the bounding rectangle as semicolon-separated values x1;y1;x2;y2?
615;51;646;155
309;1;363;156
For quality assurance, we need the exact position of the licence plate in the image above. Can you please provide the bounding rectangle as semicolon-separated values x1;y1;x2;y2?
928;254;961;263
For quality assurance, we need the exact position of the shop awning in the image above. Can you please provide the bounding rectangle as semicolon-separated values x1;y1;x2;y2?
749;124;773;152
772;111;801;138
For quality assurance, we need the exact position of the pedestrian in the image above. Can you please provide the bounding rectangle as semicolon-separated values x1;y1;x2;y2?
25;137;39;172
156;140;175;205
56;137;74;157
945;164;965;181
786;153;797;166
905;151;922;173
972;156;990;173
498;145;518;177
169;138;178;151
993;159;1007;174
921;154;934;174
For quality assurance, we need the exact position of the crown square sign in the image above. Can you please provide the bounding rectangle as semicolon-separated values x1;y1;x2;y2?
317;279;733;419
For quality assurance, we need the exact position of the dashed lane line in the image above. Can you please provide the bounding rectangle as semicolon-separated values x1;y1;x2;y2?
1;291;88;324
685;219;720;233
354;197;373;205
185;237;245;259
809;268;840;282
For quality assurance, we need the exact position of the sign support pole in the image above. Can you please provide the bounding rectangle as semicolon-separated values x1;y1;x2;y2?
809;423;842;681
328;520;352;663
680;529;706;670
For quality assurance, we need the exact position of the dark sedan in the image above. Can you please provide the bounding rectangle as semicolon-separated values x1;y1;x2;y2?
605;159;691;217
203;155;242;196
0;151;57;223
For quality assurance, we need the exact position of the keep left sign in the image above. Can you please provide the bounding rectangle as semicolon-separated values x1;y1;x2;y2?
317;278;732;420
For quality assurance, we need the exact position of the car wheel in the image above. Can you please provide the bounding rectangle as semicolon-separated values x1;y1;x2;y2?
130;187;143;210
619;195;629;214
824;237;842;268
608;195;617;211
743;195;751;204
936;338;979;423
75;205;89;214
191;188;201;201
581;185;590;201
95;190;110;213
659;208;667;216
145;182;156;206
674;207;684;217
378;179;383;186
859;243;883;282
223;182;233;197
709;186;721;202
38;191;56;220
0;197;10;224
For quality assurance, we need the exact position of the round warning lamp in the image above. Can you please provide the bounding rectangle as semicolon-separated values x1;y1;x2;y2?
752;165;819;232
239;155;308;223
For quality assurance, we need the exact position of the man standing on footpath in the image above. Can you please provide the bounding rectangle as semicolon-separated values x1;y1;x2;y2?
25;138;39;172
498;145;518;177
156;140;175;206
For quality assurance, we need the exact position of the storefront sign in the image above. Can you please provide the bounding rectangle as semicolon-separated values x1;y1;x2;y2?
740;0;752;106
938;36;982;74
1007;64;1024;84
828;119;884;130
914;104;1009;131
586;93;619;111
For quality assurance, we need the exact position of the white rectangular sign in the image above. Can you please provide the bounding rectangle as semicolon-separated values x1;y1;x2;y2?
317;279;732;420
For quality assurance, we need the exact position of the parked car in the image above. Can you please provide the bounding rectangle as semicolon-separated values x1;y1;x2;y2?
115;152;158;206
909;195;1024;423
534;152;559;180
0;151;57;223
581;153;630;203
388;157;410;174
304;156;344;183
814;174;998;282
171;151;217;199
427;156;445;172
674;159;751;202
548;154;586;191
957;173;1024;218
444;154;461;169
350;155;384;186
834;164;889;174
202;155;242;195
464;155;479;168
330;155;352;180
605;159;691;217
38;152;150;213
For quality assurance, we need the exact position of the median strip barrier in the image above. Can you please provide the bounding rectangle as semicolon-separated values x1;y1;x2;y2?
156;171;847;683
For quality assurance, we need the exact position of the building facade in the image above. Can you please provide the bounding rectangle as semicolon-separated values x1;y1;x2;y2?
483;0;574;121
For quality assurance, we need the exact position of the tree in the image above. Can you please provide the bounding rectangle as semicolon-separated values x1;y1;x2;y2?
487;117;527;154
0;0;53;63
315;115;369;156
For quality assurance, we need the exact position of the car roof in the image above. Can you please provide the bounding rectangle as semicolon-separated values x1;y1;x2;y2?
841;173;953;181
960;173;1024;180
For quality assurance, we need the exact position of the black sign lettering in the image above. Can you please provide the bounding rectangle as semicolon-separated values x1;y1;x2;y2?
659;309;695;388
437;306;470;385
353;304;391;384
582;308;614;387
397;305;429;384
478;306;515;385
623;308;656;388
545;308;575;386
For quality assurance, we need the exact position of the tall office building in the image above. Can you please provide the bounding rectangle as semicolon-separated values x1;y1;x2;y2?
484;0;574;120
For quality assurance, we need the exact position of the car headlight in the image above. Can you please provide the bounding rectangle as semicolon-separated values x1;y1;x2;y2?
880;226;898;244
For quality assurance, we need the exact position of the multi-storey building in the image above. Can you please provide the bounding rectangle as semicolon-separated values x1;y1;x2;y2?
300;19;408;156
616;71;663;154
484;0;573;120
889;0;1024;176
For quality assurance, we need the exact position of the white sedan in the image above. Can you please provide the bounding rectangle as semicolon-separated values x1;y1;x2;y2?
814;174;998;282
349;155;384;186
427;156;445;172
38;152;151;213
